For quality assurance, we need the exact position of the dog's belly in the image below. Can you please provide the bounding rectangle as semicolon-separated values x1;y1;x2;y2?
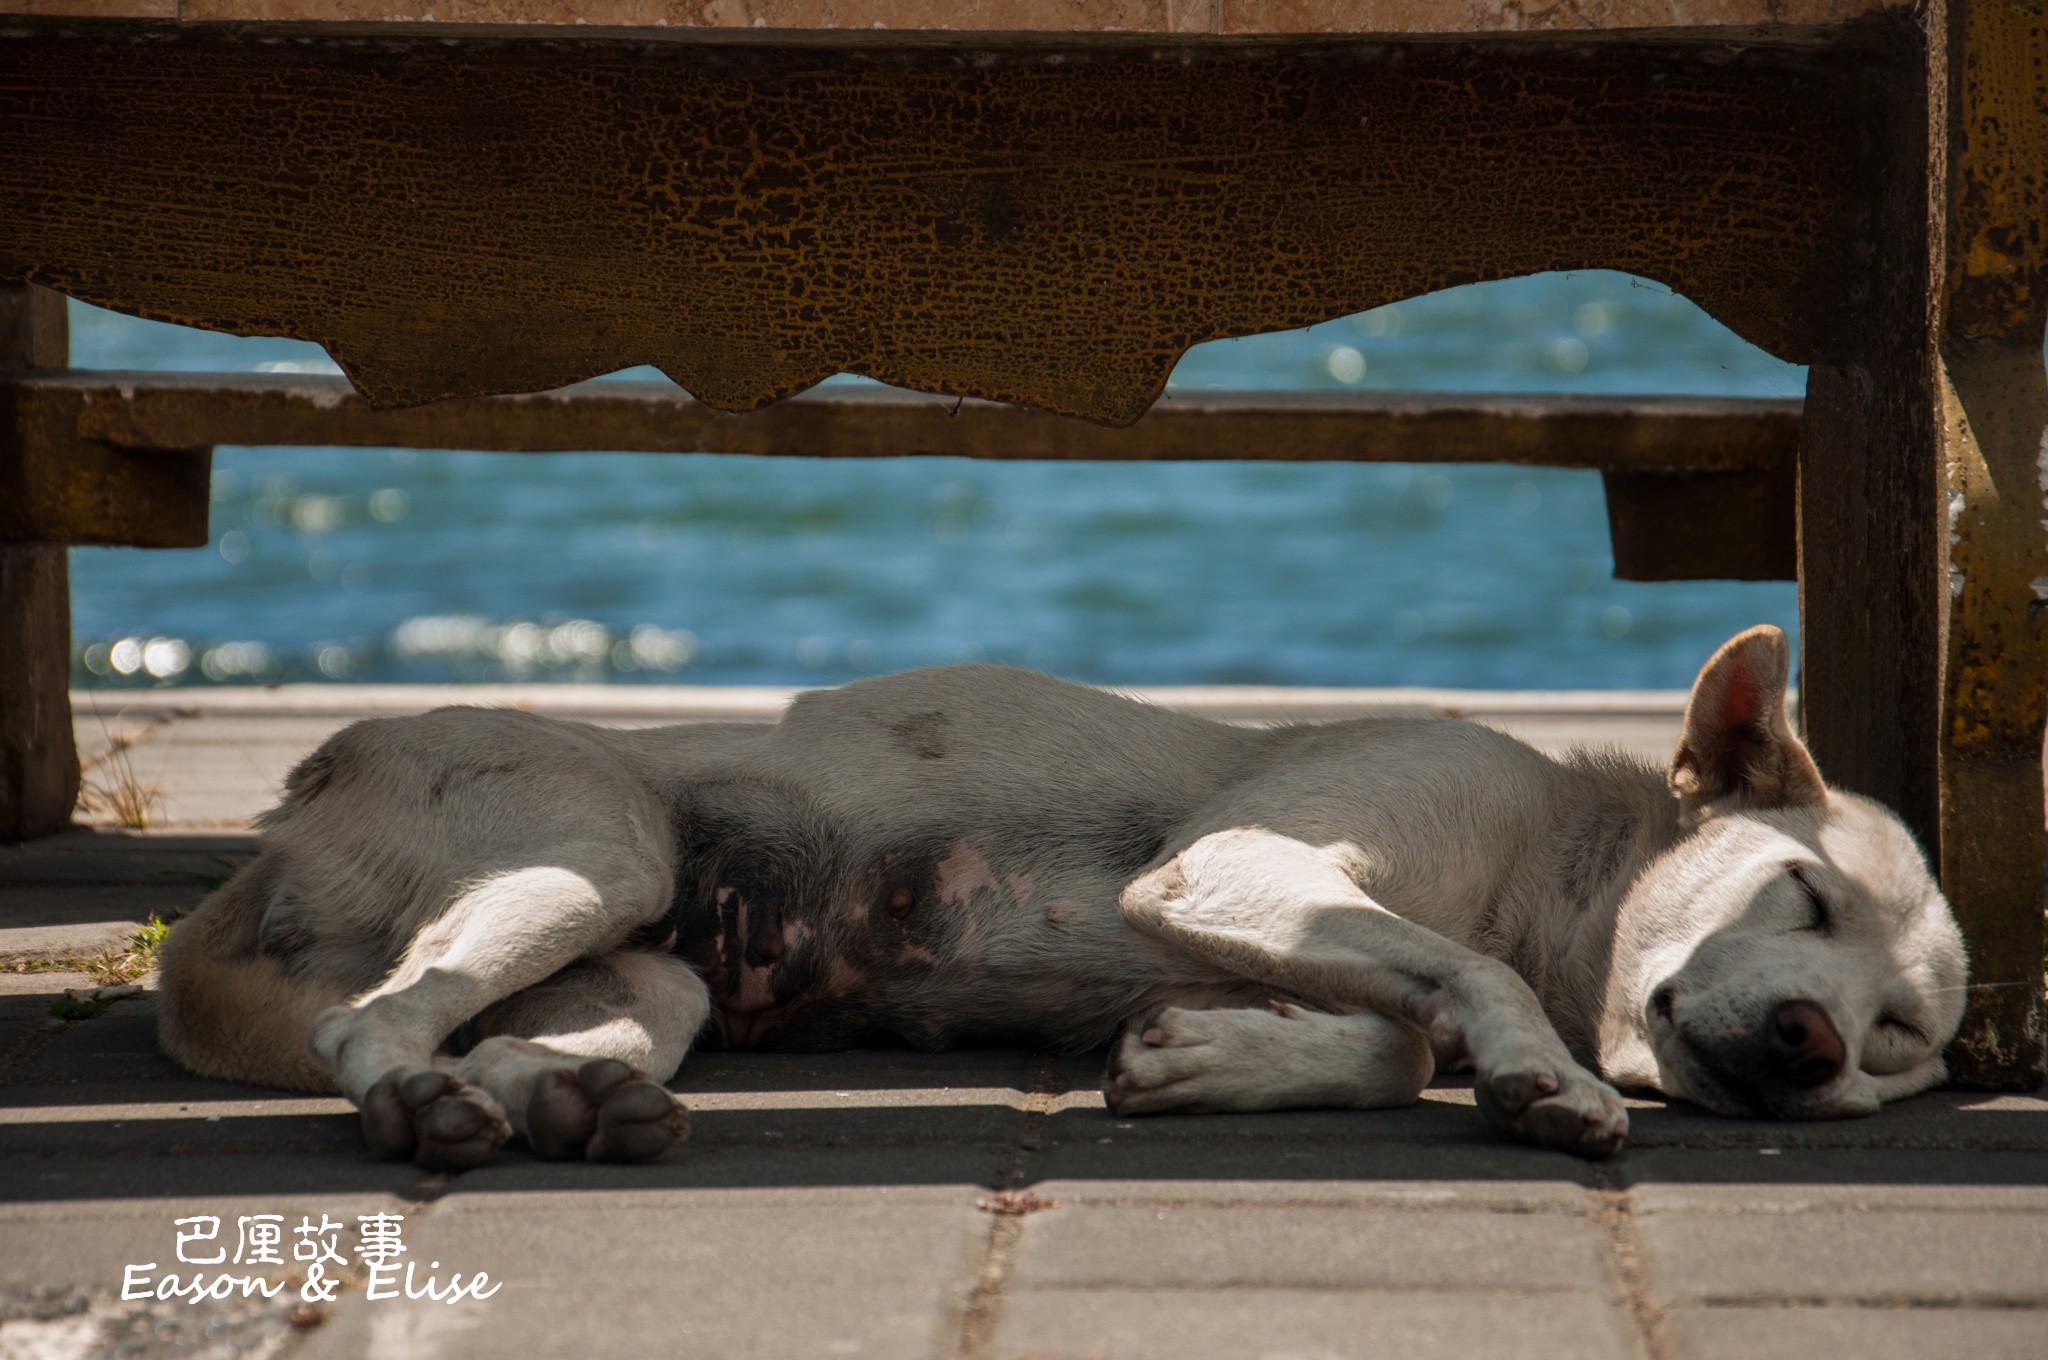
638;666;1280;1051
670;838;1197;1052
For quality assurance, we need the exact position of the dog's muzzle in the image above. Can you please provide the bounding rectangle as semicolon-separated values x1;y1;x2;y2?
1658;993;1850;1116
1762;1000;1846;1090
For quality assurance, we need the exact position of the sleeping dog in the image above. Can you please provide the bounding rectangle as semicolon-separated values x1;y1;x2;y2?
157;625;1966;1166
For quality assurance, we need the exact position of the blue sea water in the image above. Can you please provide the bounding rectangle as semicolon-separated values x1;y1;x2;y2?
66;271;1806;691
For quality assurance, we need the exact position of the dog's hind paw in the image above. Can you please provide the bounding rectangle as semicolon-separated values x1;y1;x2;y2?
1102;1008;1214;1115
362;1070;512;1172
527;1058;691;1163
1473;1060;1628;1159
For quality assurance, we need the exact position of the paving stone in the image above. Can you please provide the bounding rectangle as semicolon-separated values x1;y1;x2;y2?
0;829;255;884
453;1141;1009;1195
669;1049;1049;1148
3;1155;430;1207
1635;1209;2048;1304
8;1008;189;1087
1039;1088;1505;1153
1620;1148;2048;1206
0;1172;416;1288
0;1096;364;1160
297;1190;987;1360
1009;1203;1612;1291
0;885;204;929
679;1047;1037;1094
1029;1131;1598;1190
1659;1306;2048;1360
0;971;96;1002
0;921;148;965
989;1287;1641;1360
683;1097;1030;1149
1621;1088;2048;1152
1030;1174;1593;1212
0;1019;43;1064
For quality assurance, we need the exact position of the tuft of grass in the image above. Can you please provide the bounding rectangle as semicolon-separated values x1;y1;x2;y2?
6;914;177;990
76;730;163;829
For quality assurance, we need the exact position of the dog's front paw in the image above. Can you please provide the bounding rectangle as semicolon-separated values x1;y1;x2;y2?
362;1069;512;1172
527;1058;690;1163
1473;1057;1628;1159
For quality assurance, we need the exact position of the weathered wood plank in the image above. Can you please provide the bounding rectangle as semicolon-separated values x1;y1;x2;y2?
0;23;1892;422
5;376;1802;578
0;280;79;841
1602;464;1796;582
0;374;212;547
5;1;1917;33
21;373;1802;469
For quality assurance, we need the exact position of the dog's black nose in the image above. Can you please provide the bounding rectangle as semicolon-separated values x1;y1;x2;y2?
1766;1000;1845;1088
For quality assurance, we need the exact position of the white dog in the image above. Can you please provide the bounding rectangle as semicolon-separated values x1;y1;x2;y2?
157;625;1966;1167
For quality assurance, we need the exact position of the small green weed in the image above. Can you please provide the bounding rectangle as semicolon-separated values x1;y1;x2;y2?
7;914;178;992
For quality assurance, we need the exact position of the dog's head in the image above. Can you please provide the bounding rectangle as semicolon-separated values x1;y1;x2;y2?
1597;625;1967;1118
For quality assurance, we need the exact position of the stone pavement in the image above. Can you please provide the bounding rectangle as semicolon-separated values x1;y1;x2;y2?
2;685;2044;1360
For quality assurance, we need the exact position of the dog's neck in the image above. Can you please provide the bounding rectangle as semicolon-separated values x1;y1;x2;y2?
1506;751;1682;1061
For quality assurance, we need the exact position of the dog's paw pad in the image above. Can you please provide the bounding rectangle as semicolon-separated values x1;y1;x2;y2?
360;1074;420;1162
1475;1063;1627;1160
526;1062;688;1163
378;1071;511;1172
526;1069;602;1161
587;1079;690;1163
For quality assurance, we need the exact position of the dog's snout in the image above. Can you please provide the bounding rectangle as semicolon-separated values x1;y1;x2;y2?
1766;1000;1845;1088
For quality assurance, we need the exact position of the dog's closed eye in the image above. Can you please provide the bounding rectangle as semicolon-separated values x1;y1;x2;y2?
1787;864;1830;935
1875;1014;1928;1046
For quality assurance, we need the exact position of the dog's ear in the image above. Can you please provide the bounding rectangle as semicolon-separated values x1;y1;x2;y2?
1670;625;1826;813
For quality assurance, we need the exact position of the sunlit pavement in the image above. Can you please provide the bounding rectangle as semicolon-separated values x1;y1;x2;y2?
3;687;2043;1360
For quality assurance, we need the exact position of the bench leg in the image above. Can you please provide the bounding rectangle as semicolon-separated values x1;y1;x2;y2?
1931;0;2048;1088
1;280;78;842
1800;6;2045;1090
1937;340;2048;1087
0;545;77;841
1798;362;1944;854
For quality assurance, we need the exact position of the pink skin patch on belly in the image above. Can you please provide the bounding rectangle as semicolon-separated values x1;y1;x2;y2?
826;958;866;998
935;843;1000;906
842;882;871;926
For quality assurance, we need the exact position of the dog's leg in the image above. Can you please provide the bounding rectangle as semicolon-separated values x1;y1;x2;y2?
448;950;704;1163
1105;1003;1434;1115
307;862;668;1171
1119;827;1628;1157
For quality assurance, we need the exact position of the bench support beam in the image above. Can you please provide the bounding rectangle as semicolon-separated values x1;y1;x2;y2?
0;281;77;842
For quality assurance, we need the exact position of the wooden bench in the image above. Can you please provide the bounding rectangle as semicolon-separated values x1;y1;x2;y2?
1;0;2040;1088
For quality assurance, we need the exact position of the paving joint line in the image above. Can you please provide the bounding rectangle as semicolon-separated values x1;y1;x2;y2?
1690;1295;2048;1310
951;1053;1060;1360
1589;1168;1665;1360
